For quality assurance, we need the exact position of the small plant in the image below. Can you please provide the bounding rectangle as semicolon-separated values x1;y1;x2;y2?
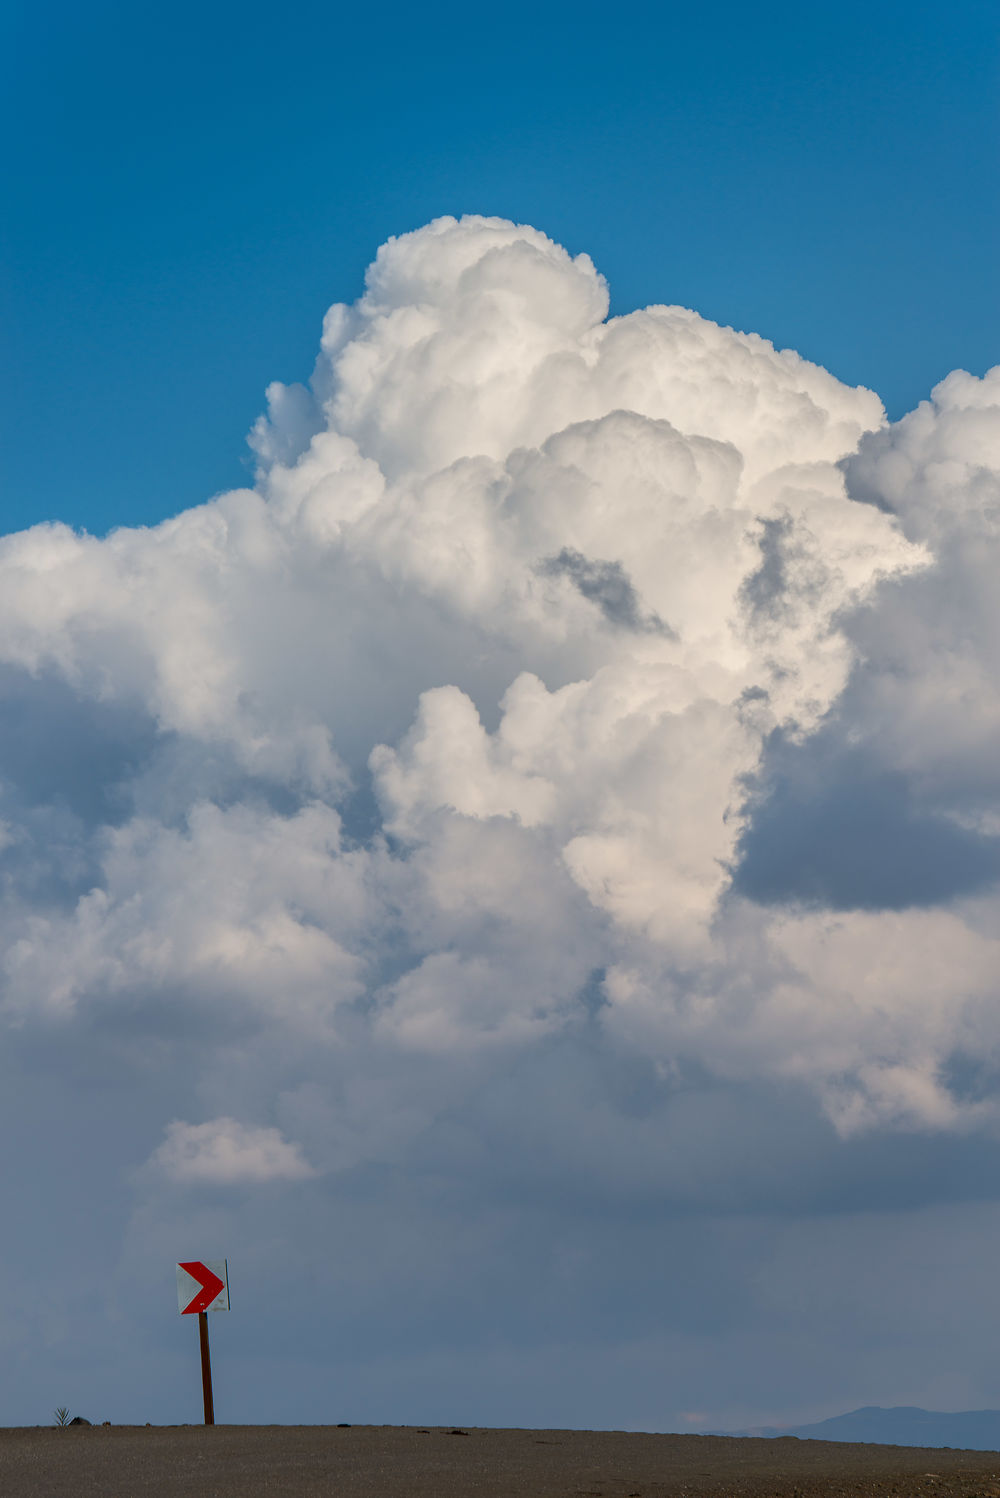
54;1407;70;1427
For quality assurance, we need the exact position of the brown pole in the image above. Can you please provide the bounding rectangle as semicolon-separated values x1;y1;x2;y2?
198;1311;215;1425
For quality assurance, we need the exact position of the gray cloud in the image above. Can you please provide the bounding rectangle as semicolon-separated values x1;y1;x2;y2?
540;547;676;635
735;739;1000;910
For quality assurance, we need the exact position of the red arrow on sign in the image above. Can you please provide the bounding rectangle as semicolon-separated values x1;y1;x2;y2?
178;1261;226;1315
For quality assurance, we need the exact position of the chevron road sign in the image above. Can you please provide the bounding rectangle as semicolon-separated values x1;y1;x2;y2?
177;1260;230;1315
176;1259;229;1424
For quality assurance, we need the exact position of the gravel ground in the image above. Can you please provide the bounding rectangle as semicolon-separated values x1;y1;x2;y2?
3;1424;1000;1498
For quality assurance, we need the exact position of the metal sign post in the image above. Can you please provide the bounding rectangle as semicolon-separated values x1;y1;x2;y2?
177;1260;229;1426
198;1312;215;1425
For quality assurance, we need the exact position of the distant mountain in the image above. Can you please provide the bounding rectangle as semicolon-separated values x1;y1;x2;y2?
723;1406;1000;1451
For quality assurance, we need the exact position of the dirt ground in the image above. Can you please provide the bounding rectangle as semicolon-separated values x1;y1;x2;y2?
2;1423;1000;1498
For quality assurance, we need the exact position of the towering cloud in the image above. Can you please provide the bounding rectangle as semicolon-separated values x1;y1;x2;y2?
1;216;998;1426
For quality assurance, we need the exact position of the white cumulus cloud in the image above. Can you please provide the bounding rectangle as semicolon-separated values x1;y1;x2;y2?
150;1117;318;1185
0;211;996;1183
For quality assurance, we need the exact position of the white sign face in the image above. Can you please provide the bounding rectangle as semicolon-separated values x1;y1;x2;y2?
177;1259;230;1314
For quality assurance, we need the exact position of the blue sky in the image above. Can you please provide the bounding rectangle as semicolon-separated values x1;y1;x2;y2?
2;0;996;535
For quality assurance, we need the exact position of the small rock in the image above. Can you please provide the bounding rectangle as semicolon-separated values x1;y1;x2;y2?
68;1417;91;1427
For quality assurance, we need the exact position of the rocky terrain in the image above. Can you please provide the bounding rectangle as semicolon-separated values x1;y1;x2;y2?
3;1423;1000;1497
